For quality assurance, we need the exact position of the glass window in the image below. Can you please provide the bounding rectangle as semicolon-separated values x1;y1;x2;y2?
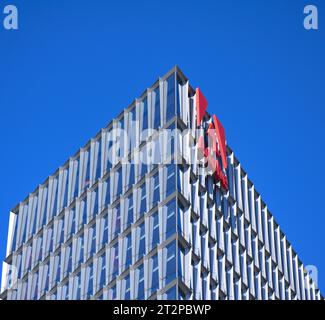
47;176;58;223
32;236;42;270
18;204;27;247
86;263;94;299
201;235;208;266
153;87;160;129
95;139;102;181
166;123;175;160
165;241;176;285
128;165;135;190
106;130;113;175
116;167;122;200
124;274;131;300
152;211;159;248
80;197;87;226
139;223;146;258
41;187;49;227
103;213;108;245
148;254;159;297
87;189;96;223
99;253;106;289
93;187;99;217
91;226;96;256
86;224;96;259
48;226;54;254
166;200;176;239
121;233;132;272
110;205;121;240
166;164;175;197
58;217;64;247
126;233;132;266
84;150;91;191
52;185;59;220
136;264;145;300
139;184;146;216
192;217;199;255
128;107;136;154
75;272;81;300
74;158;80;199
66;244;72;275
115;205;121;238
53;254;61;286
22;244;32;275
139;158;147;180
199;195;205;224
110;242;119;280
119;116;124;131
103;176;110;209
193;263;201;299
31;197;38;236
62;171;69;210
71;207;76;236
142;97;148;140
177;75;183;117
166;74;176;121
126;194;134;228
202;273;209;300
191;183;197;213
152;173;160;206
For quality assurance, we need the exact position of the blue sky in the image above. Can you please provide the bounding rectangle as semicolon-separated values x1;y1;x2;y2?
1;0;324;293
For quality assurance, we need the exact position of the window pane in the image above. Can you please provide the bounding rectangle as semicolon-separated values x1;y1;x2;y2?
166;74;175;121
153;87;160;129
166;200;176;239
166;164;175;197
165;241;176;285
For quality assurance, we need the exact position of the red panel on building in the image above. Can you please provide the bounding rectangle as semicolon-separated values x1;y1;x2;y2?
213;115;227;169
196;88;208;126
207;122;220;157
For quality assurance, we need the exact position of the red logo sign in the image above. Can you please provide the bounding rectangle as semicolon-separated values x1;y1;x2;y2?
196;88;228;191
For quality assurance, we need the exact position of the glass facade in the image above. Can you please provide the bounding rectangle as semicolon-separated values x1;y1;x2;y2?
0;67;321;300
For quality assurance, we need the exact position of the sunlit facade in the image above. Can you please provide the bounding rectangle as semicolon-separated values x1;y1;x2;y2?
1;67;321;300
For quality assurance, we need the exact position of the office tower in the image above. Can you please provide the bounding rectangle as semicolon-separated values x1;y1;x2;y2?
1;67;321;300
